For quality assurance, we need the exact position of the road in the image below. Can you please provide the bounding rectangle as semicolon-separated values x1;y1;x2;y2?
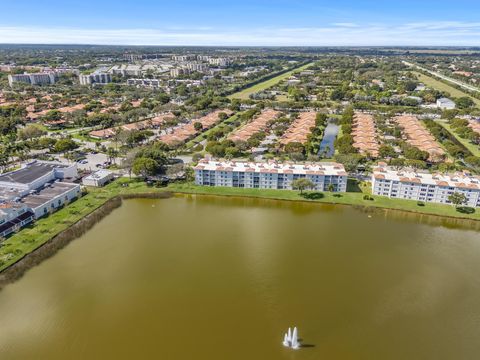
403;61;480;93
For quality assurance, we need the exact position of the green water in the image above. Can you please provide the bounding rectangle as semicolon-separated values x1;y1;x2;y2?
0;195;480;360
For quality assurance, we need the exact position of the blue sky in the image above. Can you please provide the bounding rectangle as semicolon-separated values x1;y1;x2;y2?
1;0;480;46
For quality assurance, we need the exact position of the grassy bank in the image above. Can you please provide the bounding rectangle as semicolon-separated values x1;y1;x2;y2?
0;179;157;273
414;72;480;107
229;63;313;100
167;182;480;221
434;120;480;157
1;178;479;275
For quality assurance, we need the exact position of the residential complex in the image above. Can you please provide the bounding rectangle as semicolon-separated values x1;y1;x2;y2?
0;161;81;237
394;115;445;162
228;109;279;142
159;109;232;145
352;112;380;157
279;112;316;146
8;72;56;86
372;165;480;207
194;160;348;192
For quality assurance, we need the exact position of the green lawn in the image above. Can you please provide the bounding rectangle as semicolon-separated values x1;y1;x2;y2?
434;120;480;157
2;178;479;273
168;182;480;222
229;63;313;100
415;72;480;107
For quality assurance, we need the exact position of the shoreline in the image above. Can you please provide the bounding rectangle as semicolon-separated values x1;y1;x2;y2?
0;192;172;290
0;180;479;288
171;189;480;227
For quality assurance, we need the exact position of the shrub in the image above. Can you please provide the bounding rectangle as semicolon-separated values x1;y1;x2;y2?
457;206;475;214
301;192;324;200
363;194;374;201
417;201;425;207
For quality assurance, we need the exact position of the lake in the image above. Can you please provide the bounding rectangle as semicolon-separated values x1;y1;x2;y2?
0;195;480;359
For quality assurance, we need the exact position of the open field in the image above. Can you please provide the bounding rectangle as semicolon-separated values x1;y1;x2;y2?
435;120;480;157
414;72;480;107
2;178;479;274
229;63;313;100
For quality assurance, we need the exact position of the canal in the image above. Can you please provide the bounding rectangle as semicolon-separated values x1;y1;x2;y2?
319;120;339;158
0;195;479;359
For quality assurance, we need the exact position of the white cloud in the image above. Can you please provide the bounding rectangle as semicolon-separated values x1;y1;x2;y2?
1;22;480;46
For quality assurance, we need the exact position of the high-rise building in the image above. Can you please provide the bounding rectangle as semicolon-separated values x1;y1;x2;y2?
8;72;56;87
79;72;112;85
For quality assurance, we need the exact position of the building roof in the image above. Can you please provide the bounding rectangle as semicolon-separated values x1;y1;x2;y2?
373;165;480;190
21;182;79;209
83;170;113;181
194;160;347;177
0;210;34;235
0;162;68;185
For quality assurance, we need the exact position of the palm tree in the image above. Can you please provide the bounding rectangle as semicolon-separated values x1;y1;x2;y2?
106;147;119;165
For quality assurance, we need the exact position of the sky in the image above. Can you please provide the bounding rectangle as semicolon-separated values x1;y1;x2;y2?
1;0;480;46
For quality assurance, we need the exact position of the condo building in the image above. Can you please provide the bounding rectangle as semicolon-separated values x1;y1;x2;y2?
127;78;161;88
194;161;348;192
372;165;480;207
79;72;112;85
8;72;56;87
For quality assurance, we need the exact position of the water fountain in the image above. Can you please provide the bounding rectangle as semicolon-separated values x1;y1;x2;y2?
282;326;300;349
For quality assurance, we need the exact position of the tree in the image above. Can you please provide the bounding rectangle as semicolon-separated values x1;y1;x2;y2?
53;138;78;153
334;153;363;173
18;124;46;140
448;192;467;208
327;183;335;192
132;157;159;178
404;81;418;92
292;178;315;194
378;144;396;159
106;147;119;164
121;150;138;178
455;97;475;109
218;112;229;121
284;141;305;155
193;122;203;132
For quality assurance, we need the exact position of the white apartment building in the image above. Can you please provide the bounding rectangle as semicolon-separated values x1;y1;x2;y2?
110;64;143;77
170;68;189;77
127;78;161;88
184;62;208;72
172;55;196;62
79;72;112;85
194;161;348;192
372;165;480;207
8;72;56;86
208;58;231;67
